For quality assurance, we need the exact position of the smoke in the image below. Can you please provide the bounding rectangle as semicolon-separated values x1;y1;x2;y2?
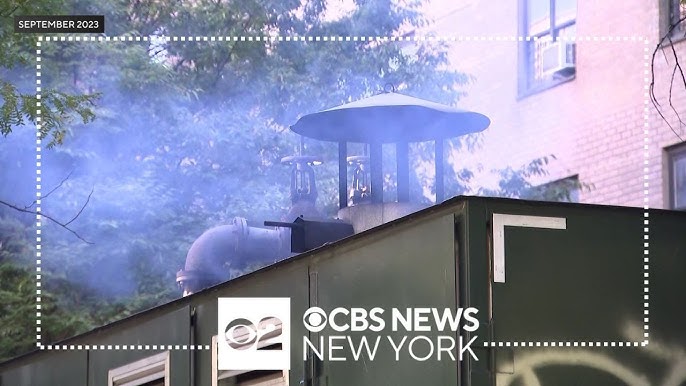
0;131;36;210
27;42;289;299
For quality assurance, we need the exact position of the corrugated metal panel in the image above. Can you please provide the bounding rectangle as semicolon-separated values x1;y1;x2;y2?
0;350;87;386
194;261;309;386
476;201;686;386
489;203;643;342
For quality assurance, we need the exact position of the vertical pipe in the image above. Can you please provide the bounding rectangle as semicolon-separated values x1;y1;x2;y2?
396;142;409;202
190;307;196;386
435;139;444;203
370;142;383;204
338;142;347;209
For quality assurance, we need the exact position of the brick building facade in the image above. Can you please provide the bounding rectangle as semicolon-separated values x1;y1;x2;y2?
419;0;686;210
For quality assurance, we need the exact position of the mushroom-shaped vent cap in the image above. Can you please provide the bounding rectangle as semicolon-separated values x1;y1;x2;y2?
290;92;490;143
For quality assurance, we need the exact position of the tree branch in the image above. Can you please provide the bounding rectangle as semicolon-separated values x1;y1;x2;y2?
0;5;20;18
0;172;93;244
0;0;30;18
650;13;686;142
666;34;686;130
24;170;74;210
0;198;93;244
64;188;92;227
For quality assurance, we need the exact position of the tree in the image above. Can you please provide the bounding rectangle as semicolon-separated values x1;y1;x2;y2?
0;1;99;147
0;210;96;362
1;1;101;246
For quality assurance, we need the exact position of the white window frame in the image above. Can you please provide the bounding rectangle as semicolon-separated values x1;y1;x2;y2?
212;317;289;386
519;0;577;96
108;351;170;386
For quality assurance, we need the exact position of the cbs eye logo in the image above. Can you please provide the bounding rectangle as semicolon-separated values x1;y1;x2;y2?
303;307;327;332
225;317;283;350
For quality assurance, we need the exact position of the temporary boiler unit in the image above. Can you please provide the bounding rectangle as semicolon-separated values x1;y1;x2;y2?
1;197;683;386
177;90;491;294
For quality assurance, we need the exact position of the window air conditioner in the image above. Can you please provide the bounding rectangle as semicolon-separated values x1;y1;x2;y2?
540;41;576;78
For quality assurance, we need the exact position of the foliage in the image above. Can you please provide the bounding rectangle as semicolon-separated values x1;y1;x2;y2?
0;213;94;362
0;1;100;148
479;155;593;202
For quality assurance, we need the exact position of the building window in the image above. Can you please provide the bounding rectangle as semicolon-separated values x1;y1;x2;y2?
519;0;577;96
669;0;686;37
668;143;686;210
108;351;170;386
212;319;289;386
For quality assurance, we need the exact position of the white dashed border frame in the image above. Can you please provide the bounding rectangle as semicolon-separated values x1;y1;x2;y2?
34;34;650;351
